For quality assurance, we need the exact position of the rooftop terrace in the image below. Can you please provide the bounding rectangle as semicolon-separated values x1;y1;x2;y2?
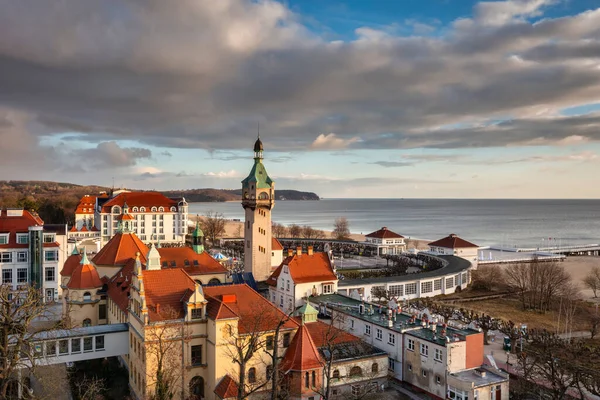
449;367;508;388
310;293;480;344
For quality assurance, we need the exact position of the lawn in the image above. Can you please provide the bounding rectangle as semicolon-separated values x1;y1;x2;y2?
453;297;591;332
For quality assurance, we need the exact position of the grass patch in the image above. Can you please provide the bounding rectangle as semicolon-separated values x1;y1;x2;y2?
453;297;590;331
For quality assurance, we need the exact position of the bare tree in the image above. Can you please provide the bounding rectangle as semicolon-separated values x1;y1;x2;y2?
144;307;191;400
288;224;302;238
72;375;106;400
470;266;504;292
0;285;65;399
583;266;600;298
301;226;318;239
271;223;287;238
200;211;227;245
314;230;327;240
332;218;350;240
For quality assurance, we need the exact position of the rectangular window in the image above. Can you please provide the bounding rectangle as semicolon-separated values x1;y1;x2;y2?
71;338;81;353
283;333;291;347
421;281;433;293
434;279;442;291
420;343;429;357
44;251;58;262
43;234;55;243
446;276;454;289
376;328;382;341
99;304;107;320
323;284;333;294
286;280;290;291
405;282;417;295
95;336;105;350
83;337;93;352
455;274;460;285
191;345;202;365
59;339;69;355
1;252;12;263
407;339;415;351
435;348;443;362
103;215;108;221
350;319;354;329
17;268;27;283
388;358;395;372
47;341;57;356
0;235;8;244
266;335;274;350
2;269;12;284
16;234;28;244
365;325;371;335
462;272;467;285
191;308;202;320
45;267;55;282
388;333;395;346
17;252;27;263
388;284;403;297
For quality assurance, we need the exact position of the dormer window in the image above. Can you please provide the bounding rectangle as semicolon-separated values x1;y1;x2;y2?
112;206;121;214
191;308;202;320
140;207;146;212
132;207;139;212
170;206;176;212
283;266;288;274
151;207;157;212
158;207;164;212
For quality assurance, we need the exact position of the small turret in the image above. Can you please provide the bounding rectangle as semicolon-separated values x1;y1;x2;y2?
146;243;161;271
192;218;204;254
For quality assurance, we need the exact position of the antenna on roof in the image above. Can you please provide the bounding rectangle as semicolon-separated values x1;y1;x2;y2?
257;121;260;139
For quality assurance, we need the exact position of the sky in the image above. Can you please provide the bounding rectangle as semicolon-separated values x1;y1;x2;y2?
1;0;600;198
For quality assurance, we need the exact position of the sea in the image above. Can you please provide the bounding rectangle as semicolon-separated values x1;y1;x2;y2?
188;199;600;248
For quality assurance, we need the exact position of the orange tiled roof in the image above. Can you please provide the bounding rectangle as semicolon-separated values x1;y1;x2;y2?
75;194;107;214
366;226;404;239
214;375;238;399
280;324;323;372
106;258;136;313
272;237;283;251
428;234;478;249
80;225;89;232
0;209;44;249
143;268;196;321
157;247;227;276
204;284;299;334
61;251;82;276
118;213;135;221
92;232;149;266
266;252;337;286
303;320;361;347
67;256;103;289
69;225;78;232
101;192;178;213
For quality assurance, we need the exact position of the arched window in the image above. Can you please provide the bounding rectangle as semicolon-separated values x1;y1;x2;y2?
158;207;164;212
111;206;121;214
372;363;379;373
305;372;309;388
312;371;316;387
248;368;256;384
83;318;91;327
195;280;203;285
83;292;91;301
350;366;362;377
189;376;204;398
208;278;221;285
258;192;269;200
170;206;176;212
132;207;139;212
151;207;157;212
140;207;146;212
332;369;340;379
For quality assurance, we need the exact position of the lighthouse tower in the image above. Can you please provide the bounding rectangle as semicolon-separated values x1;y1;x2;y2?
241;137;275;282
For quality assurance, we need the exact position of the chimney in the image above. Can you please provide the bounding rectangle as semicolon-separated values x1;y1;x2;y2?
307;246;313;256
296;246;302;256
287;248;293;257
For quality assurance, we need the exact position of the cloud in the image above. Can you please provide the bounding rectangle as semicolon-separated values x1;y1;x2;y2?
160;151;173;157
200;170;241;178
371;161;413;168
75;141;152;168
0;0;600;166
311;133;360;150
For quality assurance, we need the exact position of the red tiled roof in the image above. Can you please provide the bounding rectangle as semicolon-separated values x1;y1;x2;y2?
157;247;227;276
266;252;337;287
92;232;149;266
428;234;478;249
204;284;299;334
143;268;196;321
0;209;44;249
75;194;107;214
303;320;361;347
80;225;89;232
61;252;82;276
106;258;136;313
68;260;103;289
118;213;135;221
101;192;178;213
69;225;78;232
280;324;323;372
214;375;238;399
272;237;283;251
365;226;404;239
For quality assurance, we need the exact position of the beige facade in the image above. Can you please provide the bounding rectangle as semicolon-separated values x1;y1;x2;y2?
447;367;509;400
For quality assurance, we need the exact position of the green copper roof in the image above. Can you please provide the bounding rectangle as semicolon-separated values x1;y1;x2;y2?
242;159;273;189
193;220;204;237
297;302;318;315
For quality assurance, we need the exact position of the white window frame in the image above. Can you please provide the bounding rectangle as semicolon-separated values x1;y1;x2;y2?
17;252;27;263
2;269;12;284
388;333;395;346
434;348;443;362
376;328;382;341
16;234;28;244
322;284;333;294
365;325;371;336
1;252;12;263
17;268;28;283
420;343;429;357
0;234;8;245
407;339;415;351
